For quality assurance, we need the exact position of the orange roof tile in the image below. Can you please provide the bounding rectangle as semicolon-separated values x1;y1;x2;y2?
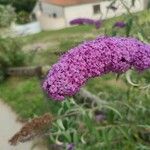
42;0;102;6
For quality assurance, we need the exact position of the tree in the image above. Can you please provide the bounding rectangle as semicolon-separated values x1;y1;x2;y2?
0;0;37;13
0;0;12;5
0;4;16;27
16;11;30;24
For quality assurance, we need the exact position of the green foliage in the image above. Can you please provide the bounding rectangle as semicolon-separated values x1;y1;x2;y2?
0;0;36;24
12;0;36;13
0;70;5;83
48;88;150;149
16;11;30;24
0;37;27;82
0;77;58;118
0;0;11;5
0;38;26;67
138;10;150;25
147;0;150;9
0;37;39;82
125;17;133;37
0;4;16;27
59;40;81;51
0;0;36;13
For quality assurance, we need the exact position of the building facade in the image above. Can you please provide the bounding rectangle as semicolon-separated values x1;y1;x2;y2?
32;0;146;30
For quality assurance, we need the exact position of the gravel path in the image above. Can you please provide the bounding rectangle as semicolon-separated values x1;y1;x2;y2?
0;100;47;150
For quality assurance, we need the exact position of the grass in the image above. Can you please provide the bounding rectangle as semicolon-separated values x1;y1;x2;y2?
0;77;61;118
19;25;93;45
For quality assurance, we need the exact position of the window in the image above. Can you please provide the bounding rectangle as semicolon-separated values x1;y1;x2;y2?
53;13;57;18
93;5;101;14
131;0;135;7
31;13;36;20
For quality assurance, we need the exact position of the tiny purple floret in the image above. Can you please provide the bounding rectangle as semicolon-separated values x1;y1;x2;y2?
67;144;74;150
114;21;126;28
95;111;106;123
43;36;150;101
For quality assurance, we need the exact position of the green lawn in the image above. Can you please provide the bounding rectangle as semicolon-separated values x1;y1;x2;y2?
0;77;60;118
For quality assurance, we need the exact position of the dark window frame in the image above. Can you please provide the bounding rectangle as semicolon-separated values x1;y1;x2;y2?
52;13;57;18
131;0;135;7
93;4;101;14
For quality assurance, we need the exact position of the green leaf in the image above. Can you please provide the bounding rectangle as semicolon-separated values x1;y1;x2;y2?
73;130;79;144
104;105;123;119
57;119;65;130
63;131;71;142
117;126;130;140
81;134;86;144
125;70;140;87
125;17;133;37
137;32;148;44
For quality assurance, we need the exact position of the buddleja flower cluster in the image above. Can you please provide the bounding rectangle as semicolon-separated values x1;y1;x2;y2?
43;36;150;100
70;18;101;29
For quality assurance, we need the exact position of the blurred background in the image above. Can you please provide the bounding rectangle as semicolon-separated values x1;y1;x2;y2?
0;0;150;150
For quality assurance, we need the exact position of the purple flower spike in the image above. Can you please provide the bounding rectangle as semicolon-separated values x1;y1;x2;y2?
43;36;150;101
70;18;101;29
67;144;75;150
70;18;84;25
114;21;126;28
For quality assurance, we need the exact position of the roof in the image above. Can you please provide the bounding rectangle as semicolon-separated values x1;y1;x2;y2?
41;0;103;6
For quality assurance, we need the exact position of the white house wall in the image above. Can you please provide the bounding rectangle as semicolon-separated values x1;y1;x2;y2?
33;1;66;30
33;0;145;30
37;14;66;30
64;0;144;26
33;1;64;18
64;2;103;26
